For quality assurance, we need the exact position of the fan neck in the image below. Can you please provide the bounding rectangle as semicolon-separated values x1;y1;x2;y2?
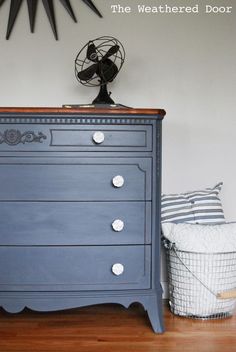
92;84;115;105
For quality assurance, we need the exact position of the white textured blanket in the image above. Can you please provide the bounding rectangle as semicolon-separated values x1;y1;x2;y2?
162;222;236;253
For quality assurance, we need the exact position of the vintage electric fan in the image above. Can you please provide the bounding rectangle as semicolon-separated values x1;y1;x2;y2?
75;36;125;106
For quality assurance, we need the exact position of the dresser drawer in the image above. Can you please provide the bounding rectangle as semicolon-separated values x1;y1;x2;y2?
0;158;152;201
0;246;151;291
0;125;152;152
0;202;151;245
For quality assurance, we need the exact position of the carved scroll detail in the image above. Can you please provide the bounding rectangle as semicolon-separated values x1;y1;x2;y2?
0;129;47;146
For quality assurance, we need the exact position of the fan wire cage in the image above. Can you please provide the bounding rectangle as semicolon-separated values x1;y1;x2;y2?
75;36;125;87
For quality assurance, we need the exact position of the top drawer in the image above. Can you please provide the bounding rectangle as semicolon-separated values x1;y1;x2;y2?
0;125;152;152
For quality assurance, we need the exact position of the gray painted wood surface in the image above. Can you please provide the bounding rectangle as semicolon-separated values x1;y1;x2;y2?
0;201;151;245
0;110;164;333
0;245;151;291
0;159;151;201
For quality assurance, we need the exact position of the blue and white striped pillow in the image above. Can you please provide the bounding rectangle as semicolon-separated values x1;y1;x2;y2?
161;182;225;224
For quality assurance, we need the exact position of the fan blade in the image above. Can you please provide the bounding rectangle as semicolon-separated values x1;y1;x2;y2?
100;60;118;82
102;45;120;60
6;0;23;39
87;42;98;62
81;0;102;18
27;0;38;33
59;0;77;22
78;63;98;81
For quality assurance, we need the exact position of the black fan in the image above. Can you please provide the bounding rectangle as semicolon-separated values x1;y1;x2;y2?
75;36;125;105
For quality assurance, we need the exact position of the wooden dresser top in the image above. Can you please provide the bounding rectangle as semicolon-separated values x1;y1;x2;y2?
0;107;166;117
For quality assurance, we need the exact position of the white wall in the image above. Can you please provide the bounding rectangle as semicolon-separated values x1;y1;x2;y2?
0;0;235;294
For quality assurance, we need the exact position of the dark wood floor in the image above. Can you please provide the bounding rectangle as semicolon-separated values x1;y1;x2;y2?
0;303;235;352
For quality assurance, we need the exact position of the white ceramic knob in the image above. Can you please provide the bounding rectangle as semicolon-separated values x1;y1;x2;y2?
93;131;105;144
112;175;124;188
112;219;124;232
112;263;124;276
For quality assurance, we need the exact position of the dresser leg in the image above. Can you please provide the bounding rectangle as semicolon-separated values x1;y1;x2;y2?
144;295;164;333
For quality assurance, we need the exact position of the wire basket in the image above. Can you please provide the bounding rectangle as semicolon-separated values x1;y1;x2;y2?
164;240;236;319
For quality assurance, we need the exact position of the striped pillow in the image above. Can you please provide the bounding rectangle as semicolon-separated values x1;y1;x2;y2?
161;182;225;224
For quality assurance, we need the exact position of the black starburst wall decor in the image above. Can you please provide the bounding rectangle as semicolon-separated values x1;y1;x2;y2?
0;0;102;40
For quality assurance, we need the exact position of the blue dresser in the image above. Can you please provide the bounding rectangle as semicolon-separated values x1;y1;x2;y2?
0;107;165;333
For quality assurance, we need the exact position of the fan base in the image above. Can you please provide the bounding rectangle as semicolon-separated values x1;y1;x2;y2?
92;84;115;105
63;104;131;109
